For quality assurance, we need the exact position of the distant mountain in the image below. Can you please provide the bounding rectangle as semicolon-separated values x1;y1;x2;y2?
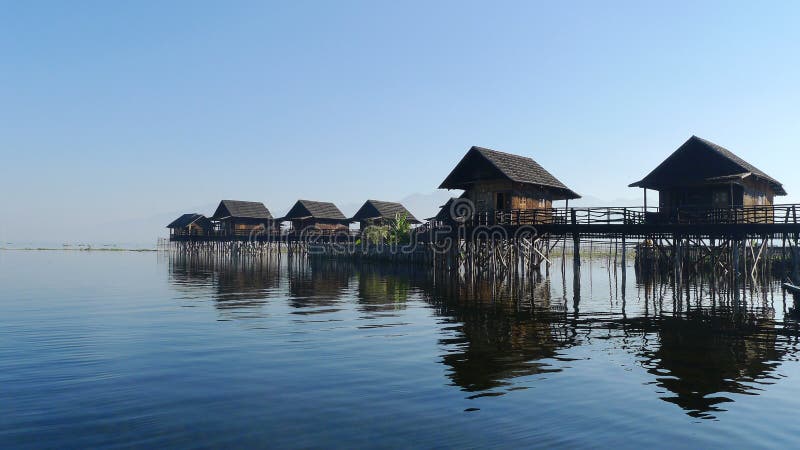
398;191;460;220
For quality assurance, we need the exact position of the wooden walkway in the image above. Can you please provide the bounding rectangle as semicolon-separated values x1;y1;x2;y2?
424;204;800;240
168;204;800;284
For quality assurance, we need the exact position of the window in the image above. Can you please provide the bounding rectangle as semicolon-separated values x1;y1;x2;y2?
712;190;729;208
495;193;505;210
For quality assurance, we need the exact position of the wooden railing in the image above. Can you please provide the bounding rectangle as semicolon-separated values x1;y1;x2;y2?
454;204;800;227
171;228;361;240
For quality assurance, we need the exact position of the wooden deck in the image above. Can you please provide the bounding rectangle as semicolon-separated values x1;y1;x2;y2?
170;204;800;243
170;229;359;243
444;204;800;239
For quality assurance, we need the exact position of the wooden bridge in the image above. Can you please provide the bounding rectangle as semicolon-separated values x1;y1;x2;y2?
445;204;800;237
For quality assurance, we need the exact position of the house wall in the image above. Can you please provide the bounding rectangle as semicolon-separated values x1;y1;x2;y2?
359;219;388;230
235;223;262;232
464;180;554;212
220;220;275;235
658;181;775;211
291;219;348;232
170;222;208;236
187;222;207;235
742;179;775;207
658;185;744;211
657;180;776;223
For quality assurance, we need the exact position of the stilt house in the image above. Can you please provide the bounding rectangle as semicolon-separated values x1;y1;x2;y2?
211;200;274;235
350;200;420;230
629;136;786;222
282;200;349;234
438;146;580;220
166;213;213;237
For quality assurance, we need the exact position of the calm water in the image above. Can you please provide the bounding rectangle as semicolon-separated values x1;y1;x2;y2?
2;250;800;448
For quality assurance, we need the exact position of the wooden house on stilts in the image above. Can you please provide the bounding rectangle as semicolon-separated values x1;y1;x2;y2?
282;200;349;235
438;146;580;223
211;200;275;236
166;213;213;237
629;136;786;223
350;200;420;230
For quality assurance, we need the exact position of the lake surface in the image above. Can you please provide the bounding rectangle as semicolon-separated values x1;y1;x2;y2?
2;250;800;448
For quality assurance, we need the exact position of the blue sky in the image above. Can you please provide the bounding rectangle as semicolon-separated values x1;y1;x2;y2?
1;1;798;245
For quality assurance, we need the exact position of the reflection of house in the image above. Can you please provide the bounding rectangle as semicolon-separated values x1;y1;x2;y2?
214;264;280;308
166;213;213;237
282;200;348;234
424;277;568;393
167;253;280;313
629;136;786;222
356;270;411;313
211;200;274;236
641;312;783;419
287;261;351;313
441;305;565;392
350;200;420;230
439;146;580;215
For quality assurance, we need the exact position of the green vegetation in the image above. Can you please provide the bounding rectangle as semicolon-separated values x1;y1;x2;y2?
387;212;412;245
362;212;413;245
363;225;389;245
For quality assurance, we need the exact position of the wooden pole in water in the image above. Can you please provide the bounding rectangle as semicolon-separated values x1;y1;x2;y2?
571;208;581;269
732;238;740;290
562;200;569;274
673;235;680;286
792;236;800;284
621;234;627;301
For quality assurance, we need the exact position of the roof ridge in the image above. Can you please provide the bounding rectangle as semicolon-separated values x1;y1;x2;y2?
693;136;780;184
473;145;534;161
630;136;785;195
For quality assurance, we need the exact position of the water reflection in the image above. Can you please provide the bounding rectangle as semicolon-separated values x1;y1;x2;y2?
169;253;280;317
356;264;414;315
287;260;350;315
165;253;800;420
420;274;572;394
639;311;784;419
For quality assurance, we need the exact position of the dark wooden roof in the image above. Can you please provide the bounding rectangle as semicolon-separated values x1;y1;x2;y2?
629;136;786;195
439;146;580;200
350;200;420;224
166;213;212;229
282;200;347;221
211;200;273;220
432;198;456;221
429;191;473;221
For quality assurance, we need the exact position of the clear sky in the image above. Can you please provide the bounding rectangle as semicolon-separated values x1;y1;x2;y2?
1;1;798;245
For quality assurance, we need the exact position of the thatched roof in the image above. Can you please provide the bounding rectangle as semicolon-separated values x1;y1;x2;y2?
630;136;786;195
439;146;580;200
282;200;347;221
350;200;420;224
211;200;273;220
166;213;212;229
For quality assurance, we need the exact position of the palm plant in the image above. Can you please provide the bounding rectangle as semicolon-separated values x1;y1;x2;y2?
388;212;412;244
